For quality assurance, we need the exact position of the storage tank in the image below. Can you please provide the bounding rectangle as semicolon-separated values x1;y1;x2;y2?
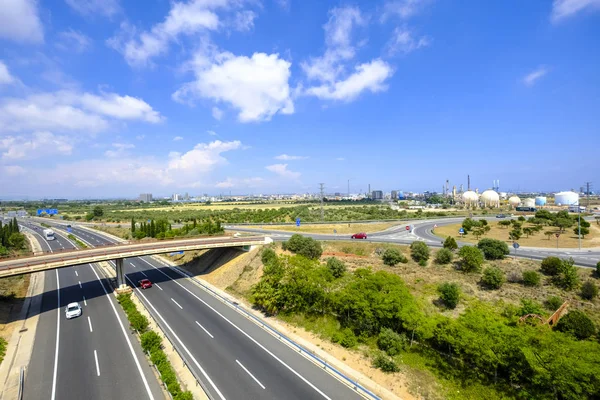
523;198;535;208
508;196;521;207
554;191;579;206
535;196;547;206
480;190;500;208
462;190;479;207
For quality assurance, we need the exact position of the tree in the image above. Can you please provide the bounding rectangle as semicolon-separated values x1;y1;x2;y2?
498;220;512;229
523;227;535;238
477;238;510;260
573;218;591;238
285;234;323;260
443;236;458;250
261;248;278;266
518;215;526;222
554;310;596;340
508;227;522;241
580;280;598;300
437;282;460;309
544;231;554;240
131;218;136;233
377;328;407;356
555;217;573;233
597;261;600;278
458;246;484;273
554;258;579;291
522;271;540;287
382;248;407;266
518;298;544;316
326;257;346;278
545;296;563;311
435;248;453;264
541;256;562;276
481;267;505;289
8;233;25;250
410;241;430;265
92;206;104;218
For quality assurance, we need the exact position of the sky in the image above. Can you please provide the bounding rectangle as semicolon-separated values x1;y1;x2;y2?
0;0;599;199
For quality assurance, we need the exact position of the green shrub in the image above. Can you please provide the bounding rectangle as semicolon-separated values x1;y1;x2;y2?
410;241;430;263
332;328;357;348
150;350;168;369
326;257;346;278
554;310;596;340
545;296;563;311
130;313;149;332
435;248;453;264
541;256;562;276
596;261;600;278
477;238;510;260
377;328;407;356
0;338;6;366
166;381;182;396
175;392;194;400
443;236;458;250
522;270;541;287
518;299;544;316
458;246;484;273
481;267;505;289
580;280;598;300
261;248;278;266
141;331;162;353
554;258;579;291
285;234;323;259
381;248;407;266
372;352;400;373
437;282;460;309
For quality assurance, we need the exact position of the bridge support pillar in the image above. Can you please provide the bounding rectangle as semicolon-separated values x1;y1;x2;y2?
115;258;129;293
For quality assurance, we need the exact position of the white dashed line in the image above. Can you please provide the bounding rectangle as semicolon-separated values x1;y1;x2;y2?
236;360;265;389
75;271;78;277
88;316;93;332
83;296;87;306
78;281;82;289
195;321;214;338
154;283;163;291
171;298;183;310
140;271;148;277
129;262;136;268
94;350;100;376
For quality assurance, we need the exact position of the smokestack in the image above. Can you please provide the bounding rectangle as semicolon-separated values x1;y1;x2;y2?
468;175;471;191
368;183;371;198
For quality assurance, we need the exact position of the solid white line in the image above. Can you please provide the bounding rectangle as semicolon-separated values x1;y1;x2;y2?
139;257;331;399
51;269;60;400
140;271;148;277
171;298;183;310
94;350;100;376
128;278;225;400
130;262;136;268
83;296;87;306
88;316;93;333
236;360;265;389
88;264;155;400
75;271;78;277
195;321;214;338
154;283;163;291
78;281;82;289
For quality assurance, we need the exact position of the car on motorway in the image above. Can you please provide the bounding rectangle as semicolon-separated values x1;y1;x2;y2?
351;232;368;239
496;214;507;218
65;302;82;319
138;279;152;289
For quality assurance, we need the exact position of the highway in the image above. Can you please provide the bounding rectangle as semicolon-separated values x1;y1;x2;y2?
19;223;164;400
59;224;365;400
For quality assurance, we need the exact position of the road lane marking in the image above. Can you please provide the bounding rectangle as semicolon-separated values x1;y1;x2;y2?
195;321;214;338
88;264;155;400
154;283;163;291
83;296;87;306
51;269;60;400
94;350;100;376
128;279;225;400
88;316;93;332
130;262;136;268
236;360;265;389
139;257;332;399
78;281;82;289
140;271;148;277
171;298;183;310
75;271;78;277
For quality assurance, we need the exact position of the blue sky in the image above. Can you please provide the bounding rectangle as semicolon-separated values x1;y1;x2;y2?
0;0;599;199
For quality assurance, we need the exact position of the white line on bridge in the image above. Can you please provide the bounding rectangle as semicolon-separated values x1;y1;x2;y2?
236;360;265;389
140;271;148;277
88;316;93;333
83;296;87;306
78;281;82;289
94;350;100;376
195;321;214;338
171;298;183;310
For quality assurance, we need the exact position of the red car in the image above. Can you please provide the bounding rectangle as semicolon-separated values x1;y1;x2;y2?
138;279;152;289
351;232;368;239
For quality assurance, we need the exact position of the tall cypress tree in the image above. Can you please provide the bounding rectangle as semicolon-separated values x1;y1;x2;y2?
131;218;136;233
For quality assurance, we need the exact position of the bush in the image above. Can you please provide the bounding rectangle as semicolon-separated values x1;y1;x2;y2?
554;258;579;291
372;352;400;373
554;310;597;340
477;238;510;260
381;248;407;266
541;256;562;276
150;350;168;369
175;392;194;400
435;248;453;264
377;328;407;356
581;280;598;300
261;248;278;266
481;267;505;289
545;296;563;311
130;313;149;332
410;241;430;263
518;299;544;316
522;270;541;287
458;246;484;273
443;236;458;250
332;328;357;348
141;331;162;353
326;257;346;278
285;234;323;259
597;261;600;278
437;282;460;309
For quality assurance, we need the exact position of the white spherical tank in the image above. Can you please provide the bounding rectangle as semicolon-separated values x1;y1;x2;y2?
481;190;500;207
462;190;479;206
523;198;535;208
535;196;547;206
554;191;579;206
508;196;521;207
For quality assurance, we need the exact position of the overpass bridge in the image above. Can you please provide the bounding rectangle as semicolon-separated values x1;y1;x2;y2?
0;235;271;286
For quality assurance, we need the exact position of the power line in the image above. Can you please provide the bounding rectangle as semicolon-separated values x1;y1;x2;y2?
585;182;592;208
319;183;325;221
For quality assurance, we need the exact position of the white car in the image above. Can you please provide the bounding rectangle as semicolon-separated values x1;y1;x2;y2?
65;302;82;319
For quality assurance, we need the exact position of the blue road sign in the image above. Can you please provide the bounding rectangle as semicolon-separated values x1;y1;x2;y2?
296;218;301;227
169;251;184;256
36;209;42;215
333;229;337;234
459;228;465;234
513;242;520;249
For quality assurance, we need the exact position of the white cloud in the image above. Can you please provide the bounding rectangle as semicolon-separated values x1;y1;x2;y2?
0;131;73;160
551;0;600;21
207;130;217;136
275;0;290;11
523;67;548;86
215;176;263;188
56;29;92;53
335;157;345;161
275;154;308;160
0;90;163;134
232;10;257;32
211;107;223;120
0;0;44;43
1;165;26;176
174;51;294;122
306;59;393;101
0;61;15;84
65;0;120;18
387;27;430;55
381;0;429;21
104;142;134;158
266;163;300;179
173;136;183;141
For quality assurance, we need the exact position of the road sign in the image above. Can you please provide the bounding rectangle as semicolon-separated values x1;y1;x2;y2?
434;224;437;228
296;218;301;227
333;229;337;234
513;242;520;249
459;228;465;234
405;226;410;231
555;233;560;238
67;227;72;233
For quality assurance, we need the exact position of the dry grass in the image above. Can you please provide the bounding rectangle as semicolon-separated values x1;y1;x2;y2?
90;225;132;240
259;222;401;234
434;220;600;248
0;275;31;342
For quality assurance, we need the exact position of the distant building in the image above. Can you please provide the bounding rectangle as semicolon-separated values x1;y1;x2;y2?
334;192;341;197
139;193;153;202
183;192;190;201
391;190;398;200
172;193;180;201
372;190;383;200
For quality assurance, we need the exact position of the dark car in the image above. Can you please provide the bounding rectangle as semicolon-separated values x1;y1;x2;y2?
496;214;506;218
138;279;152;289
351;232;368;239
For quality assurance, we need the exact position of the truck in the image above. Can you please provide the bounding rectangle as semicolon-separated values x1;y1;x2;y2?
43;228;55;241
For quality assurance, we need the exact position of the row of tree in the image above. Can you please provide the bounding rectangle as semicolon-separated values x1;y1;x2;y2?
130;218;223;240
0;217;26;256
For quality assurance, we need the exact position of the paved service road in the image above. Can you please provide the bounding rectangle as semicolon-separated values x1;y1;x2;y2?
20;223;163;400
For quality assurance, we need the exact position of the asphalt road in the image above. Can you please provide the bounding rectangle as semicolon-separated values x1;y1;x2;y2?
19;223;163;400
64;225;365;400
